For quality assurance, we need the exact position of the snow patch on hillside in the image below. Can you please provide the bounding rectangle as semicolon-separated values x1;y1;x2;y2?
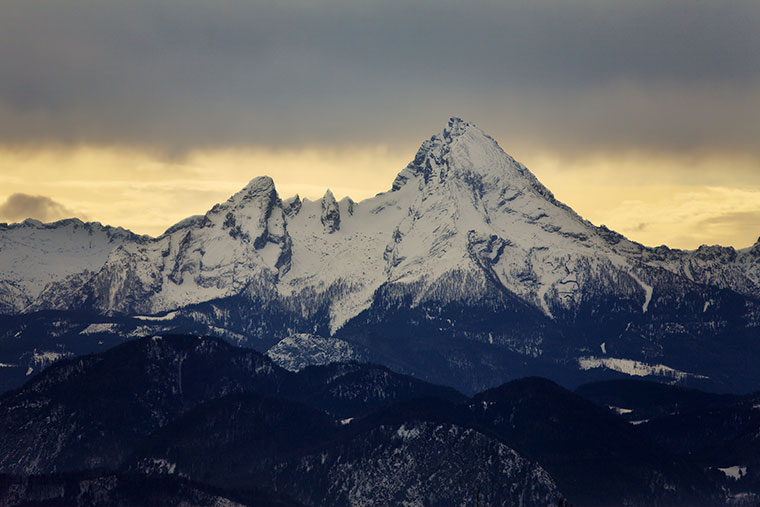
26;350;74;376
0;219;141;311
578;356;708;381
266;334;364;371
80;323;120;335
134;312;178;322
718;466;747;480
629;273;653;313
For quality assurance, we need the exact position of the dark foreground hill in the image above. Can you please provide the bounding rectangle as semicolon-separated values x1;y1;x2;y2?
579;378;760;505
0;335;752;506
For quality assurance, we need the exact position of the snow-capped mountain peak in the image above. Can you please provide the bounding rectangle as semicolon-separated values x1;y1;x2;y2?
4;117;760;346
0;218;143;313
203;175;284;247
393;117;554;201
3;117;760;396
0;118;627;321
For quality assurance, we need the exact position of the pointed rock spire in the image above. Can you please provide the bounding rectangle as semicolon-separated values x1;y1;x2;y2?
283;194;302;217
320;189;340;233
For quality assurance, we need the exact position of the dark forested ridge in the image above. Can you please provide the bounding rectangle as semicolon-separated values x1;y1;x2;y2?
0;335;756;506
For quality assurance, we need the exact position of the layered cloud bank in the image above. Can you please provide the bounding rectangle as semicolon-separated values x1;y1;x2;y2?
0;0;757;248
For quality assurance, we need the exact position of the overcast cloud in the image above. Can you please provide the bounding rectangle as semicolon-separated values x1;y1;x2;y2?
0;0;758;156
0;193;78;223
1;1;759;248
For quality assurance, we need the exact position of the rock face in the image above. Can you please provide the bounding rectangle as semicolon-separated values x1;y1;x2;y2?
266;333;363;371
84;176;292;315
2;117;760;394
319;189;341;233
0;218;142;314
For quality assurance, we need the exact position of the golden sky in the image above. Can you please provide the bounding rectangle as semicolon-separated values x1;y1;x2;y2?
1;143;758;250
1;1;758;250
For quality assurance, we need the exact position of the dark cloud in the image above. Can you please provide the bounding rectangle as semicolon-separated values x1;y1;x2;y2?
0;193;78;223
0;0;758;156
634;223;649;232
701;211;760;226
699;211;760;245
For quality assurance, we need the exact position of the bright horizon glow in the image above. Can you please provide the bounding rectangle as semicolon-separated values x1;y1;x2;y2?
0;143;759;251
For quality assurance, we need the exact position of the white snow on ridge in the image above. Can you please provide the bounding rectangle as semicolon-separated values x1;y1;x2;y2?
127;325;175;338
578;356;708;381
278;117;629;326
0;218;139;303
395;424;422;440
279;193;408;332
31;351;72;363
3;117;760;346
266;333;364;371
26;350;75;376
718;466;747;480
134;312;178;322
68;117;654;325
80;323;120;335
148;458;177;475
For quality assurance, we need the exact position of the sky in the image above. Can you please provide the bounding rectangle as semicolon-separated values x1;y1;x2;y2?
0;0;758;249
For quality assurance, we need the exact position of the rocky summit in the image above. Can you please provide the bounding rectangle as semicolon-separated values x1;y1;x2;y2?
2;118;760;506
1;118;760;395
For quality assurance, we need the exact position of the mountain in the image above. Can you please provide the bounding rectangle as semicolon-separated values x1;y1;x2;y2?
129;392;341;489
2;118;760;395
128;393;559;507
639;392;760;503
0;335;468;475
289;361;467;419
0;335;287;475
578;378;760;505
576;379;760;466
0;471;290;507
266;420;559;507
466;377;719;506
0;218;144;314
576;378;741;423
265;333;366;371
0;335;558;507
0;333;753;506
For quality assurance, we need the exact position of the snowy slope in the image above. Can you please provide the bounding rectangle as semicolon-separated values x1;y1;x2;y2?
5;118;758;323
2;117;760;392
83;176;291;314
0;219;142;313
278;118;667;329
